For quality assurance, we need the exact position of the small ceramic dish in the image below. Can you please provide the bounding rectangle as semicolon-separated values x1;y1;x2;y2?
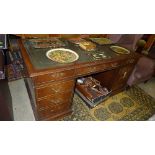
110;45;130;54
46;48;79;63
90;38;112;45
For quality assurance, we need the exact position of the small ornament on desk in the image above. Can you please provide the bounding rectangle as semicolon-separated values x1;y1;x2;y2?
68;38;96;51
79;41;96;51
89;37;112;45
67;38;85;44
29;38;66;49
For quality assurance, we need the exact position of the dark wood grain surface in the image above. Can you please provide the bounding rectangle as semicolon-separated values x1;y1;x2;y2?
19;37;140;120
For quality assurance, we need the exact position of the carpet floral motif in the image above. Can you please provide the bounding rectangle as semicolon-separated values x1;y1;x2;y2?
62;86;155;121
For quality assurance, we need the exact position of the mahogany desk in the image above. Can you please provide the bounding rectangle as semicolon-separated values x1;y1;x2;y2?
19;38;139;120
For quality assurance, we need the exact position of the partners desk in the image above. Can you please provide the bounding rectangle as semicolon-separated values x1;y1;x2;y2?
18;38;139;120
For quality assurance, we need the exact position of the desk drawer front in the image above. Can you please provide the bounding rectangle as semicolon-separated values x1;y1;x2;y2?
76;65;105;76
34;69;75;85
111;64;135;91
37;103;71;120
36;80;75;99
76;62;120;76
37;92;73;108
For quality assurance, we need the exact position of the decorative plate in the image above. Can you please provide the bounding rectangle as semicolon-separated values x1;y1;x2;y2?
90;38;112;45
46;48;79;63
110;46;130;54
68;38;85;44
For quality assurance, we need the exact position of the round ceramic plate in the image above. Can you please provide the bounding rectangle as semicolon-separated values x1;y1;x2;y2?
110;46;130;54
46;48;79;63
90;38;112;45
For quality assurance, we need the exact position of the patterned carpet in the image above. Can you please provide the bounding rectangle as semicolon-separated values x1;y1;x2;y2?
62;86;155;121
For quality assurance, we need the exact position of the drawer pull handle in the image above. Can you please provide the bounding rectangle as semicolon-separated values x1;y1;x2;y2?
128;59;135;63
50;109;55;112
50;87;61;93
49;99;61;105
39;106;54;112
111;63;118;67
123;72;127;79
50;72;65;78
39;106;49;111
50;87;72;93
88;67;96;72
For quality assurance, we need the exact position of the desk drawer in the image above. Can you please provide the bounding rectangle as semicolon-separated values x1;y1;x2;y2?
33;69;75;85
76;65;105;76
36;80;75;99
37;103;71;120
37;91;73;108
75;62;121;76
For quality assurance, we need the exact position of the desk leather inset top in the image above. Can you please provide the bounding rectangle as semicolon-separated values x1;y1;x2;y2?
23;38;118;70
